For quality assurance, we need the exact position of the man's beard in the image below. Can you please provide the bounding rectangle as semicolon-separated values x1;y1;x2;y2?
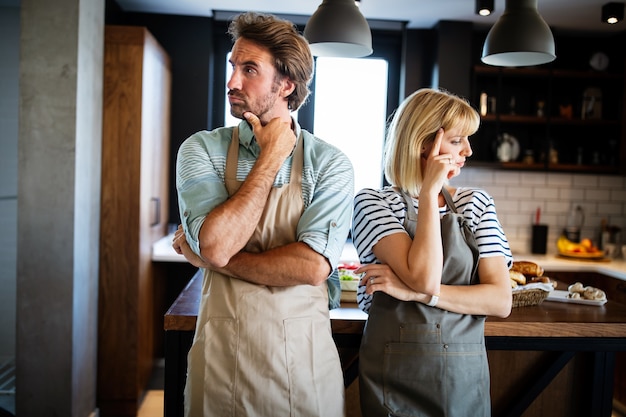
228;81;282;121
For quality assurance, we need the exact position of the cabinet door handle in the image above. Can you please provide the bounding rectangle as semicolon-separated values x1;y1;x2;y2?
150;197;160;227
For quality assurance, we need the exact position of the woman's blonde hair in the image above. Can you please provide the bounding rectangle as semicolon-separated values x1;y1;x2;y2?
384;88;480;196
228;12;314;111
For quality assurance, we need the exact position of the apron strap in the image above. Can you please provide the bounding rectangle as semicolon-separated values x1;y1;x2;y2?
225;127;240;196
399;189;417;238
399;187;458;238
440;187;459;214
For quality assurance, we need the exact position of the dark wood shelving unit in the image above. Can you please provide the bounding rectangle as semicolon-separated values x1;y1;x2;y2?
471;63;625;174
481;114;621;126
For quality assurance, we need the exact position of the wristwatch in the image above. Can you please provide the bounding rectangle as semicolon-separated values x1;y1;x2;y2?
426;293;440;307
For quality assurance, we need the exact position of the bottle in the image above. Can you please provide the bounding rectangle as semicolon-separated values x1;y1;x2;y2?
564;205;584;243
480;92;488;116
536;100;545;117
549;143;559;165
576;147;583;165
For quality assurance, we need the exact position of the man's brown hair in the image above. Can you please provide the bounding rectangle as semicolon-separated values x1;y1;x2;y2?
228;12;314;111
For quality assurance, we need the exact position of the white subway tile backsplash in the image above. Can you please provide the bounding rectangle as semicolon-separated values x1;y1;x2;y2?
540;215;559;229
558;187;585;200
485;185;507;199
507;213;535;227
546;201;570;214
533;187;560;200
462;167;626;254
462;167;494;185
547;173;573;186
494;171;521;185
506;185;533;199
597;202;624;216
611;189;626;202
598;175;624;188
517;200;544;215
508;239;528;255
519;172;547;185
573;175;599;187
495;200;520;213
585;188;611;201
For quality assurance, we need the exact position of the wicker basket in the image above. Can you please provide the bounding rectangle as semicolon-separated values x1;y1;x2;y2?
512;288;550;308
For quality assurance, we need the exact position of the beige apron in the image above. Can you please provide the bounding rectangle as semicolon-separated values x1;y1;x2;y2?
184;128;345;417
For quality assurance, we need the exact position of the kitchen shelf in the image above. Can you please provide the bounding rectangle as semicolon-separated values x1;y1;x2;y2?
469;161;620;174
481;114;547;124
546;163;620;174
471;63;625;174
481;114;621;126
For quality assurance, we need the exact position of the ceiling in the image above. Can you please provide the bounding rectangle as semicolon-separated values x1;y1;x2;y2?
112;0;626;34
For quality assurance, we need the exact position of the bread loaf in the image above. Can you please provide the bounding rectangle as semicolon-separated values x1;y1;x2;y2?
509;270;526;286
511;261;544;278
529;275;557;289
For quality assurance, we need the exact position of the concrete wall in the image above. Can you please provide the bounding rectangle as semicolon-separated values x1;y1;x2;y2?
15;0;103;415
0;6;19;362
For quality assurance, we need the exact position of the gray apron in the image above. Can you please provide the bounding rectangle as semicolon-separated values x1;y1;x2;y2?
184;128;345;417
359;188;488;417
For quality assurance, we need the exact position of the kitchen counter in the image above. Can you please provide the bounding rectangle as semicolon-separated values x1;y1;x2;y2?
156;235;626;416
152;233;186;262
152;233;626;280
163;268;626;417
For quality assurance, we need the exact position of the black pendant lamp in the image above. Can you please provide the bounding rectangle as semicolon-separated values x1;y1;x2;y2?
476;0;495;16
602;2;624;24
304;0;373;57
481;0;556;67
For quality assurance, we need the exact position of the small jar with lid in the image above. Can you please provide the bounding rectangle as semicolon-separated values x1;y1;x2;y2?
523;150;534;164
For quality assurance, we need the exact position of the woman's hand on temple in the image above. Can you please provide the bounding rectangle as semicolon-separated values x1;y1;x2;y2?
422;128;459;193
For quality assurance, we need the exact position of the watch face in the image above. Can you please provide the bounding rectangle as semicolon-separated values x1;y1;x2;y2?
590;52;609;71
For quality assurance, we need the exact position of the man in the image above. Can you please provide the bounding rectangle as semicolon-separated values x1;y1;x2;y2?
172;12;354;417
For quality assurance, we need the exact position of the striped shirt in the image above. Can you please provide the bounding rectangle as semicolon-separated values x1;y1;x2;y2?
352;186;513;313
176;119;354;268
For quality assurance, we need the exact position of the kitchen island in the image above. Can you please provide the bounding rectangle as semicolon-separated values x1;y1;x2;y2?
154;236;626;417
162;270;626;417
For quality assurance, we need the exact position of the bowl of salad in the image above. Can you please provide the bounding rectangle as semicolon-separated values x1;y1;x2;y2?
338;262;361;292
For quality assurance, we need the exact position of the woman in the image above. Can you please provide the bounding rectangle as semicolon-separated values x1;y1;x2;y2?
351;88;513;417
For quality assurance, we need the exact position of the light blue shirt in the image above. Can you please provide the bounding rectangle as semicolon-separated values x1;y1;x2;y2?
176;119;354;269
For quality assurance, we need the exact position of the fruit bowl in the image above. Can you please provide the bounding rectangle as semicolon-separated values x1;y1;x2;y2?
557;250;605;259
556;235;604;259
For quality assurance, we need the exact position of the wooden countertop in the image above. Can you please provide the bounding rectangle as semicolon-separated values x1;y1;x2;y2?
164;271;202;332
165;270;626;339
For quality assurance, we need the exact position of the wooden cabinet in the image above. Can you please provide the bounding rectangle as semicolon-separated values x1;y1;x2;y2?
99;25;171;416
470;64;625;174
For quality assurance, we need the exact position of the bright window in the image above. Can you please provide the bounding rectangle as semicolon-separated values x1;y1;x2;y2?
313;57;388;192
224;53;239;127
